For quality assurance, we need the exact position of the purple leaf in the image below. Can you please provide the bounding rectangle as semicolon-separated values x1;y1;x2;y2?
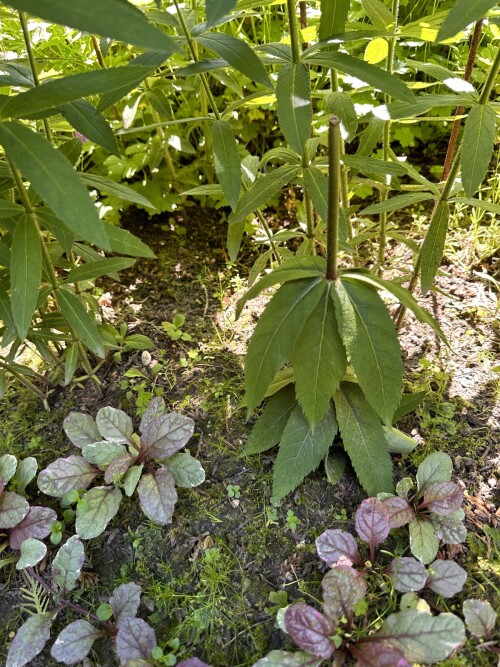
316;529;361;566
383;497;415;528
463;599;497;639
355;498;390;549
104;453;135;484
0;477;4;494
9;506;57;550
177;660;212;667
63;412;100;448
322;566;367;623
37;456;97;498
6;612;53;667
51;620;100;664
137;468;178;524
355;642;410;666
426;559;467;597
96;406;134;445
109;582;142;623
115;617;157;664
389;557;428;593
416;452;452;492
423;482;463;516
139;396;166;432
431;514;467;544
285;604;335;659
52;535;85;592
140;412;194;460
82;441;128;466
0;491;29;529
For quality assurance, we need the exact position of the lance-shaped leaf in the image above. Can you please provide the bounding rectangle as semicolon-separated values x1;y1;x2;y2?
420;202;450;295
423;481;463;516
13;457;37;494
9;506;57;550
140;396;166;432
389;557;428;593
284;604;335;660
319;0;350;39
244;386;296;455
2;0;178;52
56;288;105;358
359;193;435;215
322;566;367;623
96;406;134;444
409;519;439;564
272;404;338;501
76;486;122;539
212;120;240;210
52;535;85;591
355;497;391;548
64;257;135;284
378;610;465;663
416;452;452;493
0;122;108;249
123;465;143;497
166;453;205;488
6;612;53;667
137;468;178;524
10;214;41;339
333;279;402;425
63;412;101;449
252;651;321;666
0;491;29;529
325;92;358;142
59;100;119;156
334;383;393;496
432;514;467;545
38;456;97;498
206;0;237;26
104;454;135;484
16;538;47;570
116;617;157;663
316;529;361;566
109;582;142;623
0;453;17;483
82;441;128;467
426;559;467;597
355;642;410;667
362;0;396;29
276;64;311;155
140;412;194;460
463;599;497;639
383;496;415;528
195;33;271;89
461;104;496;197
245;278;325;416
292;284;347;426
51;620;101;665
437;0;498;42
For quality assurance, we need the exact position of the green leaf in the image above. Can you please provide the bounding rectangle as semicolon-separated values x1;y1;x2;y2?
305;52;414;103
64;257;136;284
383;426;417;454
333;278;403;425
52;535;85;591
16;538;47;570
461;104;496;197
334;382;393;496
276;64;311;155
324;449;347;486
451;197;500;215
10;214;41;339
206;0;238;27
292;284;347;426
244;386;296;455
0;199;23;218
96;406;134;444
463;599;498;639
6;612;53;667
212;120;241;209
359;193;436;215
437;0;498;41
272;404;338;500
393;391;427;422
51;620;100;665
104;223;156;258
195;33;272;89
302;167;348;240
356;118;384;157
59;100;119;156
319;0;350;40
166;452;205;488
409;518;439;563
325;92;358;142
420;202;450;295
362;0;396;29
64;343;79;386
416;452;452;493
76;486;122;539
0;122;109;249
245;278;325;416
2;0;178;52
0;491;29;529
230;165;300;224
55;288;105;358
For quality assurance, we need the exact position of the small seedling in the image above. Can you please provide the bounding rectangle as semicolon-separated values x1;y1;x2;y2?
227;484;241;499
285;509;300;532
161;314;192;342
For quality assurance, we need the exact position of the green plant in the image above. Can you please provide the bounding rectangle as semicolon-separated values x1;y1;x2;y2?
227;483;241;499
285;509;301;532
161;313;192;342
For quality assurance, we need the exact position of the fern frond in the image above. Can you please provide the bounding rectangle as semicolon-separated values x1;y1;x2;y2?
19;571;51;615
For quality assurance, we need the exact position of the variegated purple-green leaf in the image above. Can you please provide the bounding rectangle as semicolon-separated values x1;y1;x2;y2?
137;468;178;524
252;651;321;666
285;604;335;659
396;477;414;499
115;617;157;663
6;612;53;667
75;486;122;539
432;511;467;544
109;582;142;623
315;529;361;566
104;453;135;484
177;660;212;667
63;412;100;448
51;620;100;664
355;497;390;550
463;599;497;639
140;412;194;460
389;557;428;593
9;506;57;550
378;610;465;663
37;456;97;498
13;457;37;493
426;559;467;597
166;452;205;488
96;406;134;444
322;566;367;623
16;538;47;570
354;642;411;667
409;518;439;564
0;453;17;483
52;535;85;591
82;441;128;467
123;464;143;497
383;496;415;528
423;482;463;516
139;396;166;432
0;491;29;529
416;452;452;493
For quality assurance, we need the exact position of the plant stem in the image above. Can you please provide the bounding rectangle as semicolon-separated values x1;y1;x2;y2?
326;117;341;281
287;0;301;64
299;1;308;50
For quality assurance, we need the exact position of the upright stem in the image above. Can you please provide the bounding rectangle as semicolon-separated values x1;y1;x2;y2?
287;0;301;64
326;117;341;281
299;1;308;50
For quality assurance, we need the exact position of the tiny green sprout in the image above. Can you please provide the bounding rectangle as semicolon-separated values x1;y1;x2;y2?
96;603;113;621
51;520;63;533
62;509;75;524
151;646;164;660
285;509;300;531
227;484;241;499
167;638;180;650
50;531;63;545
61;489;80;507
161;313;192;342
266;506;279;525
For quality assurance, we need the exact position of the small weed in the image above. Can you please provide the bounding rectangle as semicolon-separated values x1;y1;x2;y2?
227;484;241;499
285;509;301;532
161;313;192;342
